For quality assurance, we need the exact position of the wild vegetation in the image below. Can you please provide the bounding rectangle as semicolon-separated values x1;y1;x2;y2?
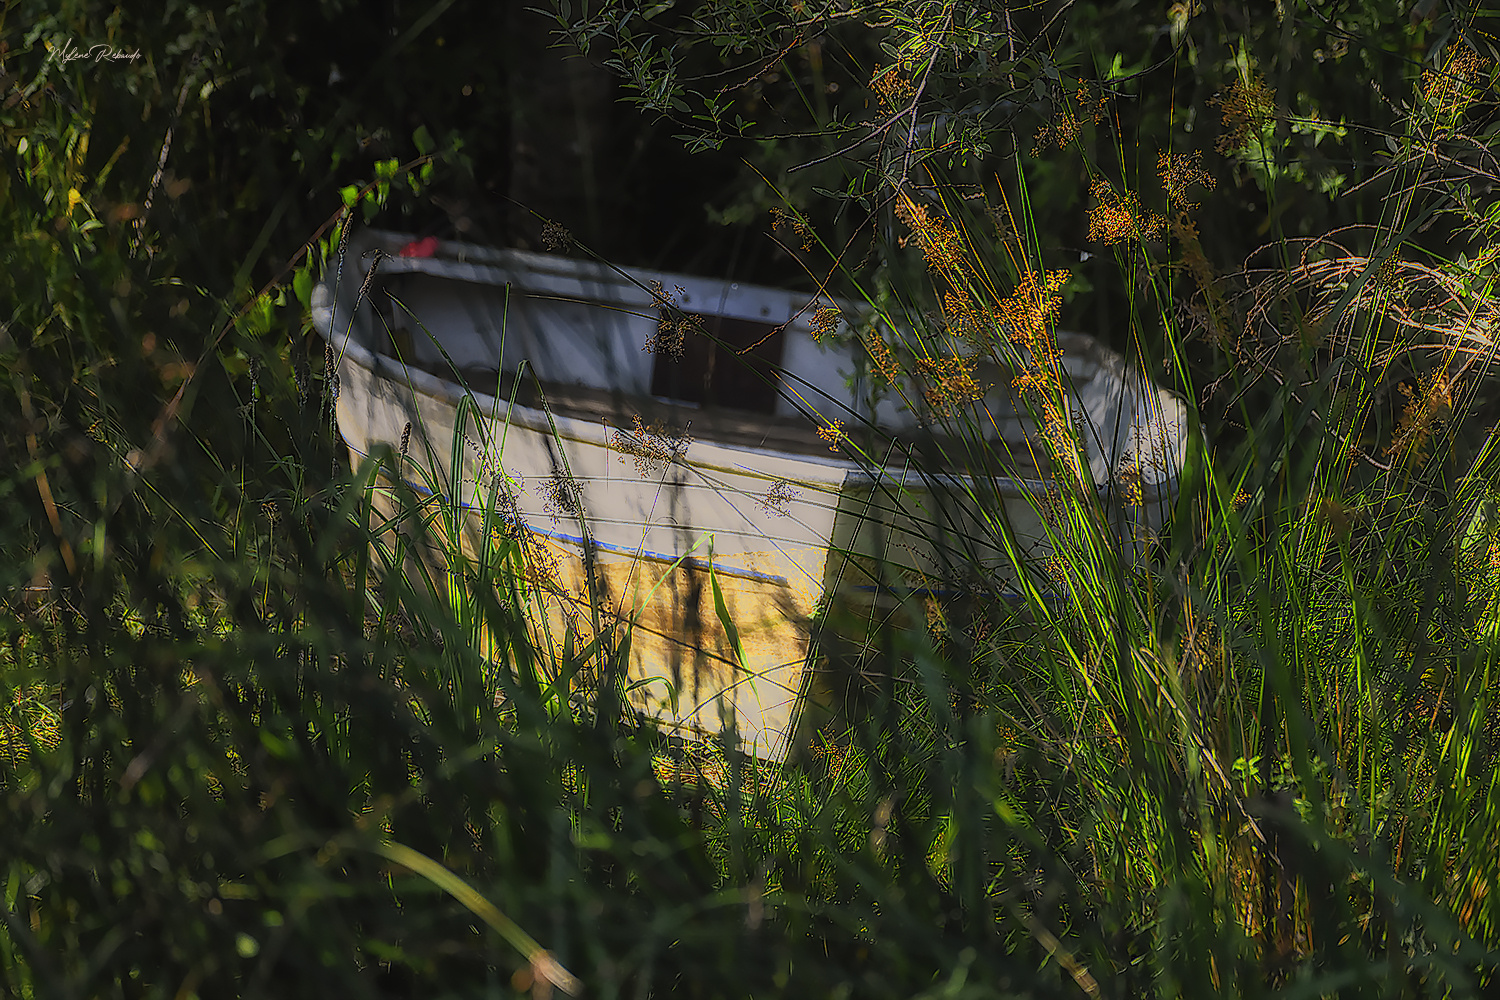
3;1;1499;997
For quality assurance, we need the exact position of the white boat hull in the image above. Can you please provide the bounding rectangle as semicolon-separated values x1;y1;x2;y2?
318;229;1188;758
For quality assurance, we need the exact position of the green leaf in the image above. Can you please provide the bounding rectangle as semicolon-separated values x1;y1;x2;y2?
340;185;359;208
707;541;746;672
373;840;580;995
413;125;434;156
293;265;312;310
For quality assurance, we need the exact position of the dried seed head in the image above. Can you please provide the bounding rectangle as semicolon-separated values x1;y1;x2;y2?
539;473;584;525
1168;213;1232;348
643;281;696;358
644;314;695;359
523;543;563;592
866;331;902;385
1210;72;1276;154
759;479;798;517
1385;369;1452;469
917;354;987;415
771;206;814;251
488;474;527;542
613;414;690;477
398;421;412;459
1087;180;1166;245
1420;44;1491;127
894;193;966;277
335;209;353;263
354;249;384;306
816;418;845;451
943;289;988;344
871;65;916;109
323;343;339;411
540;220;573;253
810;306;841;343
1115;455;1144;508
1157;150;1216;213
995;267;1069;358
1033;81;1108;153
1372;254;1405;299
1039;405;1085;488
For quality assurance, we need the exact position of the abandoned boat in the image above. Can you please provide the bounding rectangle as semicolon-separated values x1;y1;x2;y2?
314;227;1188;758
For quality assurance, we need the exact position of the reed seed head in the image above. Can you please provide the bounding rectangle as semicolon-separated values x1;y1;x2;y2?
894;193;966;278
644;281;695;358
771;206;814;251
488;475;527;542
540;220;573;253
1385;369;1452;469
1211;72;1276;154
337;207;353;254
539;473;584;525
810;306;841;343
759;478;797;517
354;249;384;307
646;318;695;359
996;267;1069;362
523;542;562;592
1157;150;1216;213
1115;455;1144;508
1088;180;1166;245
816;419;845;451
866;330;902;385
1421;44;1491;129
613;414;690;477
1169;213;1232;347
917;354;986;415
942;288;995;346
1033;82;1108;153
871;65;915;109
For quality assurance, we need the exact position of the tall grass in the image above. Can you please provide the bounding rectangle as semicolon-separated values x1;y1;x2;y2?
4;19;1500;1000
765;34;1500;994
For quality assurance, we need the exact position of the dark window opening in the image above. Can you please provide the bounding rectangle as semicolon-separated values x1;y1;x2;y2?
650;312;785;415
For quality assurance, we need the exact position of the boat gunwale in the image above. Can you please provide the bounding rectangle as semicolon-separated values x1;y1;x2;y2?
336;332;1186;506
321;232;1184;507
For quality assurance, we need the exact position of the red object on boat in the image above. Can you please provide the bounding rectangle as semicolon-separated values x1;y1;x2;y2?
398;235;440;258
